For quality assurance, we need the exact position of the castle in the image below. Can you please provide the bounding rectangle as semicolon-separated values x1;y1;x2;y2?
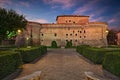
25;15;108;47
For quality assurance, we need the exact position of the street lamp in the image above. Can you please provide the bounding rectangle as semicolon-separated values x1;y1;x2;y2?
17;29;21;34
106;30;109;33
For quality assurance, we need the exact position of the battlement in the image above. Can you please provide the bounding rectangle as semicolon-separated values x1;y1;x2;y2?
56;15;89;24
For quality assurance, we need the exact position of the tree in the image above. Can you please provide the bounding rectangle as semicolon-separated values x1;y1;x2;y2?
107;29;117;45
0;8;27;42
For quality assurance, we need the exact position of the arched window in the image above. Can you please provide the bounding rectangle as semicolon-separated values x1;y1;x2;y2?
84;30;86;33
66;34;68;36
75;34;77;36
42;34;43;36
54;33;57;37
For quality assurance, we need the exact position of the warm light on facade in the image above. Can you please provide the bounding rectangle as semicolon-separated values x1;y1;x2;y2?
26;37;29;40
106;30;109;33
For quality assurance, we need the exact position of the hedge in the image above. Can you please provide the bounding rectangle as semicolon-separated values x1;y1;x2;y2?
51;41;58;48
76;45;120;64
103;52;120;77
65;41;72;48
0;51;22;80
17;46;47;63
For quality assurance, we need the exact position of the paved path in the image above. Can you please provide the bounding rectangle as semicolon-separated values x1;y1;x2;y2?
17;49;119;80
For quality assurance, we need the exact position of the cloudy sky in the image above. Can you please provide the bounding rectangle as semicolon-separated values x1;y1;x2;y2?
0;0;120;29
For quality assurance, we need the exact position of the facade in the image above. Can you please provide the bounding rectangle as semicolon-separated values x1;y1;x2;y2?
117;32;120;45
26;15;108;47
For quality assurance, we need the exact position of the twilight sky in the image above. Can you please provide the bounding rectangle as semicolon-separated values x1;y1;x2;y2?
0;0;120;29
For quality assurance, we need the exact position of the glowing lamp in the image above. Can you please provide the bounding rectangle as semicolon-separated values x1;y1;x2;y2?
18;29;21;33
106;30;109;33
26;37;29;40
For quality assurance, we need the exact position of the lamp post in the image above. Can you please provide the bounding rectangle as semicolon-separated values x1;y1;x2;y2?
15;29;22;48
17;29;21;34
29;27;33;46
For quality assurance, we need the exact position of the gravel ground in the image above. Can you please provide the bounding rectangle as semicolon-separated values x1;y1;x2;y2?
16;48;120;80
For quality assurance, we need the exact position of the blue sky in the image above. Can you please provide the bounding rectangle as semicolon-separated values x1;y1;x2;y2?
0;0;120;29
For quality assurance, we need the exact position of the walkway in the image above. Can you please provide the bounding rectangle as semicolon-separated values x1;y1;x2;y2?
16;49;119;80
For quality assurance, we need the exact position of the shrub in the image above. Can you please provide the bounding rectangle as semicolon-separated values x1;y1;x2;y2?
0;51;22;79
17;46;47;63
76;45;120;64
107;45;120;48
51;41;57;48
82;47;106;64
103;52;120;77
76;45;90;54
65;41;72;48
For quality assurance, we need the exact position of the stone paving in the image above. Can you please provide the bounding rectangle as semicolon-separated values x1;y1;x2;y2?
16;49;119;80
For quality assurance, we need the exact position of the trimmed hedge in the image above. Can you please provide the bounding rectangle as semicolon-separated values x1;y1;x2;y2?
51;41;58;48
65;41;72;48
17;46;47;63
103;52;120;77
0;51;22;80
76;45;120;64
0;46;47;79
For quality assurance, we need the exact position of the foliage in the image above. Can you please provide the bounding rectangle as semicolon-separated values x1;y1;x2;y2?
0;46;47;79
0;8;27;40
107;30;117;45
107;45;120;48
76;45;120;64
76;45;90;53
0;51;22;79
65;41;72;48
17;46;47;63
51;41;58;48
103;52;120;77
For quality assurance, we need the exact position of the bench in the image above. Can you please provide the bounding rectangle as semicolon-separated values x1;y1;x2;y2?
14;71;41;80
85;72;105;80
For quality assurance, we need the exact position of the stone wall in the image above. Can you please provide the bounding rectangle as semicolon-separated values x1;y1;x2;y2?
117;32;120;45
24;15;108;47
56;15;89;24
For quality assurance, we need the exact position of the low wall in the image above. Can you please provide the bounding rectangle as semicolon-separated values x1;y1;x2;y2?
14;71;41;80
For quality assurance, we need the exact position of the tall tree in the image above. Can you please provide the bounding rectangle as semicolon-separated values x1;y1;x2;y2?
0;8;27;41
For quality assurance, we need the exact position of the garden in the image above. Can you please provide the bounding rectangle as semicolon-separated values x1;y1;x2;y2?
76;45;120;77
0;45;47;80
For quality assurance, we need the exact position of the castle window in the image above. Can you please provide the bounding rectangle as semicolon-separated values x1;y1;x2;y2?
70;34;72;36
70;40;72;42
69;20;71;22
84;30;86;33
66;40;68;42
84;36;86;38
54;33;57;37
78;30;79;32
73;22;75;23
68;28;70;30
75;40;77;42
80;31;82;33
66;34;68;36
66;21;67;23
42;34;44;36
80;36;81;38
73;30;74;33
75;34;77;36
